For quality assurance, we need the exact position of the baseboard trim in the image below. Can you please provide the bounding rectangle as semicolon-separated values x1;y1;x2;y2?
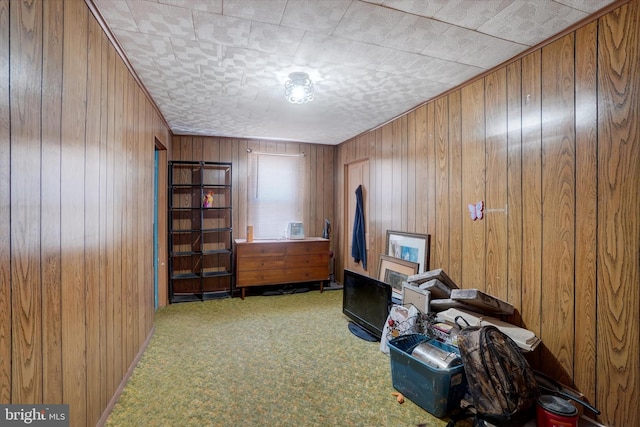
96;326;156;427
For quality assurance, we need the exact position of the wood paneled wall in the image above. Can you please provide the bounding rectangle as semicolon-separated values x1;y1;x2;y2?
0;0;171;426
171;136;336;249
335;1;639;426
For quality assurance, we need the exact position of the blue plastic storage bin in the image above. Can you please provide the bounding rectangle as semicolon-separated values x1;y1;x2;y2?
388;334;467;418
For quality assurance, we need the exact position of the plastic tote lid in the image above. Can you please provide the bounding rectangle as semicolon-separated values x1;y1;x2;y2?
537;395;578;416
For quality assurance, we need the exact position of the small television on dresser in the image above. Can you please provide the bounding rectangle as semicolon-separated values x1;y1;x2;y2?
342;269;392;342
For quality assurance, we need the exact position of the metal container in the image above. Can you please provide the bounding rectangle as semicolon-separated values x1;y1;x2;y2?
536;395;578;427
411;341;462;370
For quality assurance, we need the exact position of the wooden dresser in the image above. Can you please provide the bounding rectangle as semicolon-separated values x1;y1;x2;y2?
234;237;330;299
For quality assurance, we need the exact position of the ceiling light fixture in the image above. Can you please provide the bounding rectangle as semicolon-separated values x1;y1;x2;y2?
284;72;314;104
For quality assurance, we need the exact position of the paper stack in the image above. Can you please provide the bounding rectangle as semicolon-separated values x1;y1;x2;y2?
437;307;541;352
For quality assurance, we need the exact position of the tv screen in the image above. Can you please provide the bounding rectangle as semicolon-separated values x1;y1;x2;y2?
342;269;392;341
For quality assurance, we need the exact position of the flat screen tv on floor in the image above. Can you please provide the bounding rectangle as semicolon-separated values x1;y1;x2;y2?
342;269;392;342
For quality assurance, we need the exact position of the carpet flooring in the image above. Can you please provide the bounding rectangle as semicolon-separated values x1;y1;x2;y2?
105;290;450;427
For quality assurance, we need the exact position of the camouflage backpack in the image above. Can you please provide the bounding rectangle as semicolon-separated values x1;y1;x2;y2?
449;321;539;426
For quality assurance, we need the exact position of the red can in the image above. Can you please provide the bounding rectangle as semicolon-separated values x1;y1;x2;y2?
536;395;579;427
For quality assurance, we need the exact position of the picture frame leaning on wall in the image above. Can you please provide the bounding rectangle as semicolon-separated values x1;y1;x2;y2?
378;254;419;298
385;230;431;274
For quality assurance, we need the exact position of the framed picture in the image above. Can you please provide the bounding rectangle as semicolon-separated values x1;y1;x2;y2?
378;254;420;297
385;230;431;273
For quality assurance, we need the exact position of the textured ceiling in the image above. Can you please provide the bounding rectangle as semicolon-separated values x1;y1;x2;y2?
92;0;615;145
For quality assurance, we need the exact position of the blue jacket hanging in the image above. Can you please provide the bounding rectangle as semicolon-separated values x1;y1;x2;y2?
351;184;367;270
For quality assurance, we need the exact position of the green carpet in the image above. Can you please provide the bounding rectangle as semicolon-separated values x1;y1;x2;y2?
105;290;450;427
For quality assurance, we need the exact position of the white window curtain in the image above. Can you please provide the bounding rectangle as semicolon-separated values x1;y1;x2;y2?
248;151;305;239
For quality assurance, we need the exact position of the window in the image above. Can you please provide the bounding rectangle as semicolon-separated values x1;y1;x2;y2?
247;151;305;239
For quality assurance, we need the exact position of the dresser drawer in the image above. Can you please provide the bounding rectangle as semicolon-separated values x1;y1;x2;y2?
237;269;287;286
286;253;329;269
286;241;329;255
286;267;329;283
236;243;286;257
238;256;285;271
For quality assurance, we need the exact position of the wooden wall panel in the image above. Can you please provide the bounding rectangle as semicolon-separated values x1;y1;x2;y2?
127;15;139;412
506;60;523;321
448;91;463;286
398;115;414;230
192;136;204;161
334;2;639;424
597;1;640;424
414;105;429;240
484;69;508;301
4;0;170;424
179;135;193;160
327;143;337;236
85;15;103;424
460;79;486;290
112;59;126;392
323;146;334;243
380;124;393;252
374;128;384;262
143;114;151;320
391;120;402;231
315;146;327;236
541;34;576;383
520;50;543;361
145;101;155;331
41;0;63;405
406;111;417;232
104;35;117;405
307;145;318;236
323;146;335;246
424;103;436;242
307;142;320;238
434;97;449;271
135;88;145;356
0;0;11;405
98;30;110;410
10;0;43;403
233;139;249;241
139;91;150;338
336;141;347;275
150;134;157;316
60;1;88;424
133;84;142;364
123;74;135;368
574;20;598;403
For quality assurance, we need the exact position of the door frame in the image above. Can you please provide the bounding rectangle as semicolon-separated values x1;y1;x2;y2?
344;158;370;275
154;139;168;307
